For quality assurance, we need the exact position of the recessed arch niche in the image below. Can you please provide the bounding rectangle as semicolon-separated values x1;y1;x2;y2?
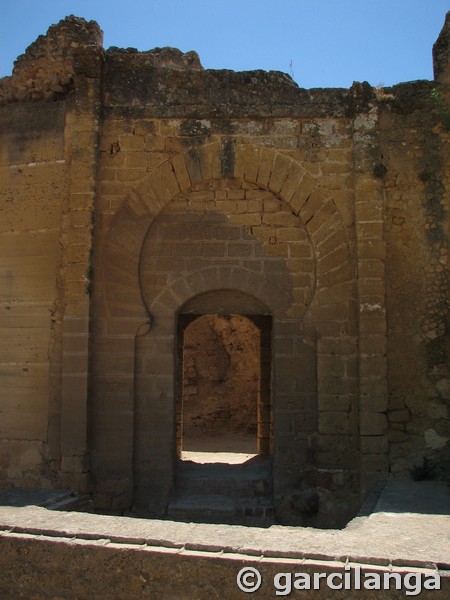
89;141;356;523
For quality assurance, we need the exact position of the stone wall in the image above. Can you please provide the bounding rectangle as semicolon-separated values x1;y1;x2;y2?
380;84;450;472
0;13;448;527
0;16;102;104
0;16;104;491
0;101;67;487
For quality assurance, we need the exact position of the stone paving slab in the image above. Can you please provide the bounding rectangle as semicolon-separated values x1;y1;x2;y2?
0;505;448;569
0;488;74;508
0;478;449;570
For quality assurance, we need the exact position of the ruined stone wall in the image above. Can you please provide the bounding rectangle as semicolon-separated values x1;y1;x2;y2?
0;14;448;526
92;86;360;523
378;19;450;473
380;85;450;473
0;101;67;487
0;17;101;104
0;17;104;490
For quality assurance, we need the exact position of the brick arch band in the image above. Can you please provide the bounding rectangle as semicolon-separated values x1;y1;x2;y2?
149;266;292;319
101;141;351;322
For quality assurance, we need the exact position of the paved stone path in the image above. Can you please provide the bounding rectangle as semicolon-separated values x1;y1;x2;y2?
0;477;448;569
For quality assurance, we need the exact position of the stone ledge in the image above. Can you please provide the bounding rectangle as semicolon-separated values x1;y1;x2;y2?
0;526;448;600
0;483;448;570
1;478;449;598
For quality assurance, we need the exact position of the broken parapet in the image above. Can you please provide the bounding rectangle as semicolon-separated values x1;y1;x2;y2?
0;16;205;106
433;10;450;84
0;15;103;104
106;45;203;71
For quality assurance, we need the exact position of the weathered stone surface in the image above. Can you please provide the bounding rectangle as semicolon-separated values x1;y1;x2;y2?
0;16;102;105
0;13;448;531
0;484;449;599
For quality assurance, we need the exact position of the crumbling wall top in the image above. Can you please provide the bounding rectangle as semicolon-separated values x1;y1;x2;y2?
17;15;103;62
106;46;203;71
1;11;449;110
433;11;450;83
0;16;103;105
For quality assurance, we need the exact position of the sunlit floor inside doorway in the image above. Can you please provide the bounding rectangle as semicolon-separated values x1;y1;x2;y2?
181;433;257;464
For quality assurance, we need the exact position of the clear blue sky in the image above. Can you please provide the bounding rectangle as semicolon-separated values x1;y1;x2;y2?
1;1;448;88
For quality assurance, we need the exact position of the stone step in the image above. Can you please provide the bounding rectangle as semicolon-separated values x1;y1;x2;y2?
175;458;273;498
176;473;272;497
167;493;275;526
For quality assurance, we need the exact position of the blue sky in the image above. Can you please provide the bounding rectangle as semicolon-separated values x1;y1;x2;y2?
1;1;448;88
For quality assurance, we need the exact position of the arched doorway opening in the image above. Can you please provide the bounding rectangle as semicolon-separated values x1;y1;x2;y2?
176;313;272;462
170;307;274;524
